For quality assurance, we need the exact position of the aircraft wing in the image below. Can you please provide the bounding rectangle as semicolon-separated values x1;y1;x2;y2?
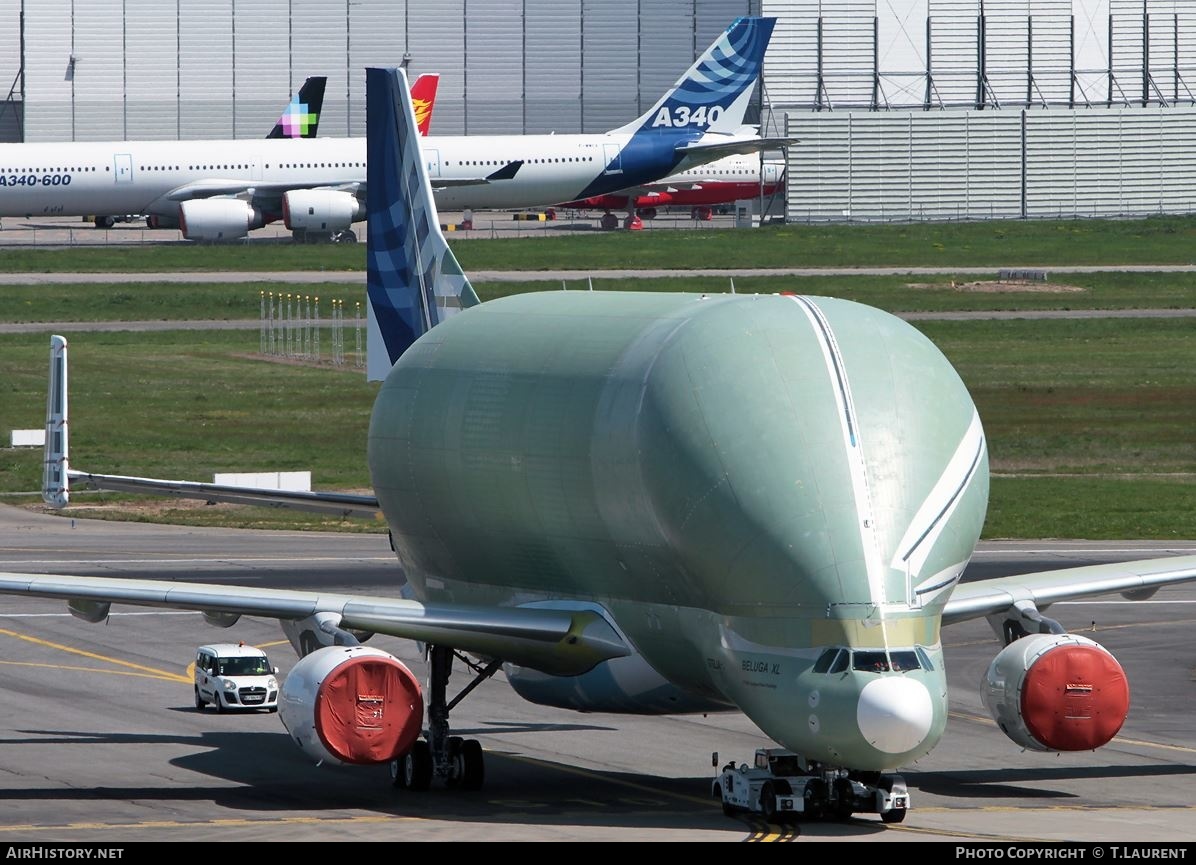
0;571;630;676
155;178;360;203
66;469;379;519
152;160;523;207
941;554;1196;626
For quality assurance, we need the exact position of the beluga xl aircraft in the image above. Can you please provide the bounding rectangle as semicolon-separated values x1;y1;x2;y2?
6;65;1196;825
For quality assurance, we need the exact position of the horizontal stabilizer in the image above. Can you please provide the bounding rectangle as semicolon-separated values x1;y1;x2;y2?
674;135;797;163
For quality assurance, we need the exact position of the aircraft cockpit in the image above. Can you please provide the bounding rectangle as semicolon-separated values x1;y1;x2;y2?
811;646;936;674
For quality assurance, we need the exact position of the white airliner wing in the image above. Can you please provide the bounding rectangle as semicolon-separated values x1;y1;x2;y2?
154;159;524;208
942;554;1196;626
0;571;630;676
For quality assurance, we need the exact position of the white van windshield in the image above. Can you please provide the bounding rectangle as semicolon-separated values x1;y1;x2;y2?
218;657;270;676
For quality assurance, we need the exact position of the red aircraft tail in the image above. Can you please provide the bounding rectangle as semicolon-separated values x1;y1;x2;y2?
409;73;439;136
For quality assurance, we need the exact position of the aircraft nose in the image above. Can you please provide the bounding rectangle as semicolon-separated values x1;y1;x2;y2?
855;676;934;755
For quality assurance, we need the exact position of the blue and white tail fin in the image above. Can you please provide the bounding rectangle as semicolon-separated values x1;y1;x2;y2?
267;76;326;139
365;66;480;382
609;17;775;138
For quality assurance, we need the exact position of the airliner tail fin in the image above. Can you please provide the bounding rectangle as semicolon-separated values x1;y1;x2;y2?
609;17;775;138
410;73;440;136
364;66;480;382
267;76;327;139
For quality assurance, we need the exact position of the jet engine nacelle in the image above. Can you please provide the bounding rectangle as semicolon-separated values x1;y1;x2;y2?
283;189;364;233
178;198;264;241
981;632;1129;752
278;645;423;767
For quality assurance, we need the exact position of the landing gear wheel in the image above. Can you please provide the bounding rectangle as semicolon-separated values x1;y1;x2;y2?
194;688;205;710
401;740;433;791
95;215;116;229
600;212;618;231
458;739;484;791
831;778;854;821
336;229;357;244
760;781;778;823
444;736;465;788
713;784;735;817
881;807;907;824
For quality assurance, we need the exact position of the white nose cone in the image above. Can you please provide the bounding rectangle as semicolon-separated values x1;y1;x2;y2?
856;676;934;754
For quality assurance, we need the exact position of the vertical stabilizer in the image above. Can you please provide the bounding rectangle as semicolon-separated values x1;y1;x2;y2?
43;334;69;509
364;66;480;382
267;76;326;139
608;17;775;137
410;73;440;136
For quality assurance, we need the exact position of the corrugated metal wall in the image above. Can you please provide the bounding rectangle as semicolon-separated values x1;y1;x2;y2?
787;106;1196;221
17;0;756;142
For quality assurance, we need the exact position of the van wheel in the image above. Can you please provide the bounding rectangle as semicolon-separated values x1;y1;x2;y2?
214;693;226;714
194;687;205;710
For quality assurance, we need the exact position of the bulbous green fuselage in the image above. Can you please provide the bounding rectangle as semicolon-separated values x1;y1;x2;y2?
368;291;987;771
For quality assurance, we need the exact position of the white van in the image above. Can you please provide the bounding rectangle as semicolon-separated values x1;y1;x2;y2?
194;642;280;713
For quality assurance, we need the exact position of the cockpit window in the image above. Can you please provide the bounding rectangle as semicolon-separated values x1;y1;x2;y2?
852;650;920;673
916;646;935;671
812;649;838;674
827;648;850;674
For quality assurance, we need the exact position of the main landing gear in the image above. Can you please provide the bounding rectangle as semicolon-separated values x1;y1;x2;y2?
390;644;502;792
599;211;644;230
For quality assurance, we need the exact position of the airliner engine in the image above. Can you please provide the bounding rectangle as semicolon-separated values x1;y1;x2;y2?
278;645;423;767
282;189;364;235
981;633;1129;752
178;198;264;241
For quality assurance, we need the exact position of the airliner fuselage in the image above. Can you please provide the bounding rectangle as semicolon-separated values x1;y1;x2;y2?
0;132;695;222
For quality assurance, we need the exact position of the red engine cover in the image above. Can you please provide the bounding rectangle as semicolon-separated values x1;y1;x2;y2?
1021;643;1129;751
313;655;423;765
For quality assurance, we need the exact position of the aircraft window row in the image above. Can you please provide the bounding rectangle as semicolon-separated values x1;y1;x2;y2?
3;167;96;173
811;647;934;674
185;164;253;170
444;157;595;166
144;166;180;171
271;162;364;169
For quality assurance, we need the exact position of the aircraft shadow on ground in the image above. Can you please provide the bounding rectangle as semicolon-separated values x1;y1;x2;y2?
0;727;893;837
910;763;1196;799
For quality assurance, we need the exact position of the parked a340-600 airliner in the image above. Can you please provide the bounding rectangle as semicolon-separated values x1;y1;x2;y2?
4;64;1195;826
0;17;784;242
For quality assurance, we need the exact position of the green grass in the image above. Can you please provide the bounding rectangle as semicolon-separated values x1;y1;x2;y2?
3;271;1195;323
1;283;361;322
7;213;1196;272
0;330;377;505
1;319;1192;539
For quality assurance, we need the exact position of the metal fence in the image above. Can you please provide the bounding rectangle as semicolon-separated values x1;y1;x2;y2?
785;105;1196;222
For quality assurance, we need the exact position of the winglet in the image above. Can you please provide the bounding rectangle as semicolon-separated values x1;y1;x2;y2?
43;334;69;509
364;67;480;382
609;17;776;137
267;76;326;139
